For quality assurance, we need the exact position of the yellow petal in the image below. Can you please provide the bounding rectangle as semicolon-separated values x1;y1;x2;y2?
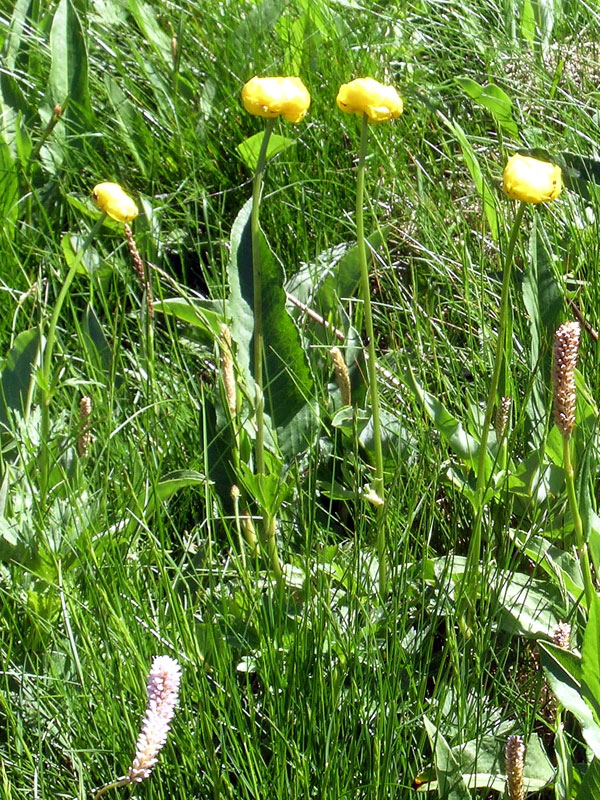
502;154;562;204
92;182;139;223
337;78;403;123
241;76;310;123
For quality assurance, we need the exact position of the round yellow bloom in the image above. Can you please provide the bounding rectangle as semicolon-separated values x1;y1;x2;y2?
502;154;562;204
241;76;311;123
336;78;403;123
92;182;139;223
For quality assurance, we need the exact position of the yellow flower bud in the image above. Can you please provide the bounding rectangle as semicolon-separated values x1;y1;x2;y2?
336;78;403;123
241;76;311;123
92;182;139;223
502;154;562;204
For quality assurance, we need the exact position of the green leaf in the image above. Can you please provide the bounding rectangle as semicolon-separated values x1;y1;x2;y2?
286;229;388;319
521;0;536;41
423;717;471;800
227;199;313;432
0;328;41;433
439;114;499;239
576;758;600;799
0;135;19;236
582;594;600;723
523;216;563;448
415;732;554;793
129;470;208;534
48;0;92;127
153;298;225;343
404;367;485;473
125;0;172;63
494;571;564;638
519;534;584;606
81;305;115;387
237;131;296;172
540;642;600;758
456;78;519;138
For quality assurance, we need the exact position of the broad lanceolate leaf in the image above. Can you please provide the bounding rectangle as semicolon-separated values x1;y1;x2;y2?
494;571;564;638
0;135;19;237
423;717;471;800
227;199;313;434
540;642;600;759
153;298;226;343
286;229;388;321
237;131;296;172
415;731;554;794
405;367;487;476
0;328;41;433
439;113;499;240
523;216;563;448
48;0;92;132
582;594;600;723
456;78;519;138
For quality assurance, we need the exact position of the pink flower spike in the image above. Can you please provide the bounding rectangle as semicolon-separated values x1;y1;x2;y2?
127;655;181;783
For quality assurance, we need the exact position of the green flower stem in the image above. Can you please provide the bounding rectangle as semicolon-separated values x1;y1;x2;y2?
563;433;595;608
461;201;525;620
39;214;106;499
251;119;276;478
92;777;129;800
250;118;283;587
356;114;386;595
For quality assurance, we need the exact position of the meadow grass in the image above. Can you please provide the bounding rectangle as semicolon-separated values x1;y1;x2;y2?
1;0;600;798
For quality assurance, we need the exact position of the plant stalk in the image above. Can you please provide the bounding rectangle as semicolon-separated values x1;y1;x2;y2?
250;119;283;587
356;113;386;595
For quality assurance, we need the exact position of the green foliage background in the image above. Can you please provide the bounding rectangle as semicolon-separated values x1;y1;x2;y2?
1;0;600;797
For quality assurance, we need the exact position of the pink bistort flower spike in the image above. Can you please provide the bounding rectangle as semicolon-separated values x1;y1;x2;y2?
128;655;181;783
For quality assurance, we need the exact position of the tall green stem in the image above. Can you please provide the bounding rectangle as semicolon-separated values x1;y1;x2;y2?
251;119;276;478
563;434;595;608
39;214;106;499
356;114;386;594
250;119;282;586
461;201;525;618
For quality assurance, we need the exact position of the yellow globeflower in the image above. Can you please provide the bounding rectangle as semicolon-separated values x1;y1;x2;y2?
337;78;403;123
242;76;311;123
92;182;139;223
503;154;562;204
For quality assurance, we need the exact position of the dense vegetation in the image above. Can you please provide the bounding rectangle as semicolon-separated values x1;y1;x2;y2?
2;0;600;797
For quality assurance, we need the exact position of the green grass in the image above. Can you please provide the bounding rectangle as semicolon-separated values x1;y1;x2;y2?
1;0;600;797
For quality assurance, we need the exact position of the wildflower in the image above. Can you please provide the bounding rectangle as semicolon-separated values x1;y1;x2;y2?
336;78;403;123
505;735;525;800
330;346;351;406
219;324;237;416
502;154;562;204
553;622;572;649
128;656;181;783
77;396;93;458
552;321;580;438
494;396;511;441
92;182;139;223
242;76;310;123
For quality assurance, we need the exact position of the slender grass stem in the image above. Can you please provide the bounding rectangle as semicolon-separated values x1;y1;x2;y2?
460;201;525;621
250;118;283;587
563;433;595;608
39;214;106;500
356;114;386;595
